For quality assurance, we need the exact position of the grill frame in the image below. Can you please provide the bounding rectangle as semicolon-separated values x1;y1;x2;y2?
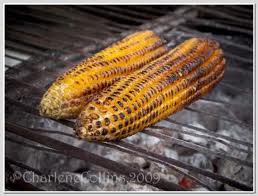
4;5;254;192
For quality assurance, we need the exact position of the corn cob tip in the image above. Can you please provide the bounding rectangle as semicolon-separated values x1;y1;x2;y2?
39;90;63;119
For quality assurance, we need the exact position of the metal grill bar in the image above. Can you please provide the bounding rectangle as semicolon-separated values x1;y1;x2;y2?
165;119;253;148
5;40;48;56
186;18;253;36
9;20;108;43
219;81;252;95
98;6;156;19
199;97;252;109
148;126;252;154
127;5;171;16
6;137;60;154
8;6;124;33
195;6;252;27
225;5;253;16
184;107;252;128
144;129;252;167
75;6;148;24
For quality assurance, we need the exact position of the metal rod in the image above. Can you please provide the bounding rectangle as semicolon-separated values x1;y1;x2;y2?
77;6;147;24
147;126;252;154
199;97;252;109
100;6;156;19
6;137;60;154
184;106;252;128
13;6;123;34
165;118;253;148
219;81;252;95
5;54;27;62
186;18;253;36
5;40;48;56
227;5;253;15
195;6;252;27
144;129;253;168
216;6;252;19
225;52;253;65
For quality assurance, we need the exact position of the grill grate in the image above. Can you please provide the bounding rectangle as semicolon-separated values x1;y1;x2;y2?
5;5;253;191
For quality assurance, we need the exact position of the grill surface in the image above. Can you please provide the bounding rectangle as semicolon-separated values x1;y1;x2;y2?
5;5;253;191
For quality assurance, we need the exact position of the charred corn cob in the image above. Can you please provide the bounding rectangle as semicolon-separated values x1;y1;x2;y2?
39;30;167;119
75;37;226;141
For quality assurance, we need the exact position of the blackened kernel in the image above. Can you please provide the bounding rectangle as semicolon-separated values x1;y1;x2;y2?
96;121;102;128
107;97;113;101
95;131;100;136
125;120;129;126
112;115;118;122
111;128;116;133
129;117;134;124
119;112;125;119
122;97;127;102
88;125;93;131
125;94;132;100
104;118;110;126
117;101;123;107
102;128;108;135
89;106;95;110
112;106;118;112
122;130;126;135
95;100;101;105
104;100;110;105
118;124;123;129
126;107;132;114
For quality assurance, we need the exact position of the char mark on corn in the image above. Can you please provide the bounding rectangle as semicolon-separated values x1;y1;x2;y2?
39;30;167;119
75;37;226;141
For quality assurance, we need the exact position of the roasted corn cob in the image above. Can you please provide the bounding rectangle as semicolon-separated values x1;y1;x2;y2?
75;37;226;141
39;30;167;119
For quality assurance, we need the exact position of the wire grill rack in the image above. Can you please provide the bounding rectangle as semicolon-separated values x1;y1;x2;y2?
5;5;253;191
